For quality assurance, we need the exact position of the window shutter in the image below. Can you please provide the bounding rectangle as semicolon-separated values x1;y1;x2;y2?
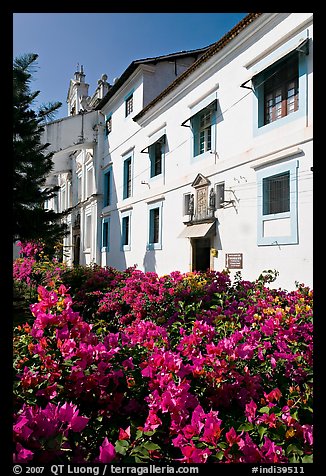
191;114;200;157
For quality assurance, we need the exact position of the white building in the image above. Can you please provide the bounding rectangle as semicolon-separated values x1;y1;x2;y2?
44;13;313;291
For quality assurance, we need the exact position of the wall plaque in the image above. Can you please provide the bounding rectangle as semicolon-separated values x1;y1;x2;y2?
226;253;243;269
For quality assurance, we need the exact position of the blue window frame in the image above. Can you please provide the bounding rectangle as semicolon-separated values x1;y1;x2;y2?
105;113;112;136
252;37;309;135
103;168;112;207
102;217;110;251
191;102;216;158
123;156;132;199
147;201;163;250
124;89;134;117
121;210;132;251
257;160;299;246
149;138;164;178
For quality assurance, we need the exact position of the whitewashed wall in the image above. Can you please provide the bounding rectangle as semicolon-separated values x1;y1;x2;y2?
100;13;313;291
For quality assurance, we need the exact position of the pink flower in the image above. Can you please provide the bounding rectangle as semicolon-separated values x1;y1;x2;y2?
264;388;282;403
245;400;257;423
13;443;34;463
302;424;313;446
180;443;211;463
261;437;285;463
238;433;262;462
99;438;116;463
118;426;131;440
226;427;242;446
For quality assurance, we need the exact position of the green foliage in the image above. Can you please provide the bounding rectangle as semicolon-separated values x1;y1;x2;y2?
13;52;67;246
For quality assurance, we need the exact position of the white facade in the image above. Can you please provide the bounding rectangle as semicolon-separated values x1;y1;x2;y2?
44;13;313;291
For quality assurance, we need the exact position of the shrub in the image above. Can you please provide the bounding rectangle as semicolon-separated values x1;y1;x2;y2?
13;266;313;464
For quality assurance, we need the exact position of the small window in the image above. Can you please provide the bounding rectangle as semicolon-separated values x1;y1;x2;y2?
123;157;132;199
148;201;163;250
149;208;160;244
215;182;225;209
77;175;82;202
191;103;215;157
149;141;163;177
263;172;290;215
105;115;112;135
257;160;298;246
61;187;66;212
122;215;130;247
85;214;92;249
102;219;110;250
184;193;191;215
125;94;133;117
104;169;111;207
263;56;299;126
87;168;93;197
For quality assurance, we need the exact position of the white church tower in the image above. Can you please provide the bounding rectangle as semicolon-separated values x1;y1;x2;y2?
66;64;90;116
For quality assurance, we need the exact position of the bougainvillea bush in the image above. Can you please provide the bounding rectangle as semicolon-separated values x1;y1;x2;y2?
13;261;313;464
13;241;67;324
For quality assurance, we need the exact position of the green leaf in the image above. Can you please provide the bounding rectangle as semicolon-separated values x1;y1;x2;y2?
286;444;304;456
143;441;160;451
301;454;313;463
131;446;149;458
115;440;129;455
135;430;143;440
237;423;254;432
258;426;268;440
258;406;270;414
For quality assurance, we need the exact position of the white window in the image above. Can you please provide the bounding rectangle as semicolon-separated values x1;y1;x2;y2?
87;167;93;198
61;187;66;212
85;213;92;249
77;174;82;202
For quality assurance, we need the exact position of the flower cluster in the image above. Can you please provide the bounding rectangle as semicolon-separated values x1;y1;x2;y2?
13;266;313;464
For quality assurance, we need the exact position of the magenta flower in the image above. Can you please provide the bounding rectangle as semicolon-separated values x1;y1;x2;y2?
245;400;257;423
226;427;242;446
261;437;285;463
301;424;313;446
118;426;131;440
13;443;34;463
180;443;211;463
99;438;116;463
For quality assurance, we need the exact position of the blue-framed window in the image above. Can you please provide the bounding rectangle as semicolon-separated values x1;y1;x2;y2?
103;168;112;207
147;201;163;250
123;156;132;199
253;37;309;134
124;89;134;117
257;160;299;246
191;102;216;157
121;211;131;251
102;217;110;251
149;138;164;178
105;113;112;136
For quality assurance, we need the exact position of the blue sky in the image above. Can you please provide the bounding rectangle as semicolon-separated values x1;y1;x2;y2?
13;13;247;119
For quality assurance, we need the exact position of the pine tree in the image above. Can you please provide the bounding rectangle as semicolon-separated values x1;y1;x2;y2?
13;53;68;249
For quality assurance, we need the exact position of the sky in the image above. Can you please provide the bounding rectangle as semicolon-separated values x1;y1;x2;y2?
13;13;247;119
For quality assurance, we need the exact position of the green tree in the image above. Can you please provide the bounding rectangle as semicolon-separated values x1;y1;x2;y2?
13;53;68;250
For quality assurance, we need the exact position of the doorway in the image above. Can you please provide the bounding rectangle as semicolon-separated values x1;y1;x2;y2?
192;238;211;272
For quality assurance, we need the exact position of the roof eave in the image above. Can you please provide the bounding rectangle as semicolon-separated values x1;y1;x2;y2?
133;12;263;122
